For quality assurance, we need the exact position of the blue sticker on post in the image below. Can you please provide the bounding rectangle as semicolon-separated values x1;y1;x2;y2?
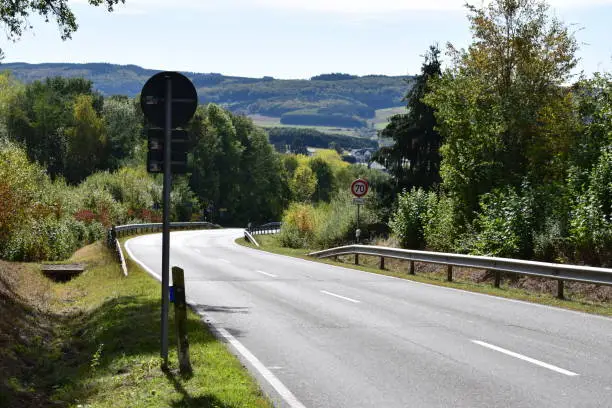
169;286;175;303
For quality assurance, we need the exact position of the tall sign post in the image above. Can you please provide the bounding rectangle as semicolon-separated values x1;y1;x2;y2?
350;178;369;243
141;72;197;369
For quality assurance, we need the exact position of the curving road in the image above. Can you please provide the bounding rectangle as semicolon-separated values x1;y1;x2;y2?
126;229;612;408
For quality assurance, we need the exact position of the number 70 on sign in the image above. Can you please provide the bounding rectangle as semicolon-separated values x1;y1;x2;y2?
351;178;369;198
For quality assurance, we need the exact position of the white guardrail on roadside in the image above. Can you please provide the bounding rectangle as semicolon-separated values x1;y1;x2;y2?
308;245;612;300
107;222;222;276
112;221;221;237
243;230;260;247
243;221;282;247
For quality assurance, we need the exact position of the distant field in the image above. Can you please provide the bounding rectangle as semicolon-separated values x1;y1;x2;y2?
370;106;405;130
250;108;405;138
249;114;369;137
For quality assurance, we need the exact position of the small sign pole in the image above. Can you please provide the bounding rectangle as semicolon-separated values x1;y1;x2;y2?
160;75;172;369
356;203;360;243
350;179;368;244
172;266;193;375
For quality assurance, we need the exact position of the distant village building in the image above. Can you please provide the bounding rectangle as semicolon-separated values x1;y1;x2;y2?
350;148;375;163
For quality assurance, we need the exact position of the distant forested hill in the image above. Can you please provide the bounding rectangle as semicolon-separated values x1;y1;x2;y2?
2;62;411;128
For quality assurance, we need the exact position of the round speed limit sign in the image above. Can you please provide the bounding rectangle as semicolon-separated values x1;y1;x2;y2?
351;178;369;198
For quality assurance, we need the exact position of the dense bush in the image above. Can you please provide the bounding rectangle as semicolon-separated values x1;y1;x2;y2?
423;194;460;252
460;186;535;258
533;217;568;262
279;191;379;249
0;142;165;262
278;203;318;248
1;217;103;262
389;188;434;249
569;146;612;265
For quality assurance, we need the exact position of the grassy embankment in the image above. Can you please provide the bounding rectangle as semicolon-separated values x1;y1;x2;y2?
237;235;612;317
0;241;271;408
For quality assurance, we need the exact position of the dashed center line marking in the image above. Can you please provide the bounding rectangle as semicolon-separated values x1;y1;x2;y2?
320;290;360;303
256;270;277;278
219;258;231;264
194;249;201;253
472;340;579;376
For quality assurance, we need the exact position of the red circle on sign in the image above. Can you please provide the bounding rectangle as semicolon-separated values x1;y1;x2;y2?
351;178;369;197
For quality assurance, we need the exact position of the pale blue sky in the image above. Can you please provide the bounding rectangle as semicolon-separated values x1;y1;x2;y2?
2;0;611;79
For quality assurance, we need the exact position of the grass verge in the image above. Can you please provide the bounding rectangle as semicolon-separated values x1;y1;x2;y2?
1;240;271;408
237;235;612;317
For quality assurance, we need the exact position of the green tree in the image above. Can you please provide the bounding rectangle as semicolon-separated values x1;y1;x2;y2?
374;45;442;191
6;77;102;178
187;105;290;225
0;141;42;245
188;106;223;218
0;72;23;140
425;0;579;218
290;137;308;155
232;114;288;223
65;94;107;183
102;95;142;169
309;157;335;202
290;164;317;202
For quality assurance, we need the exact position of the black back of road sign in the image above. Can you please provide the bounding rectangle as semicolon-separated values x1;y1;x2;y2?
147;128;189;174
140;72;198;128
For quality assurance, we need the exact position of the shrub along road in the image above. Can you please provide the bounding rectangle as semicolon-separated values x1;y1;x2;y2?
126;229;612;408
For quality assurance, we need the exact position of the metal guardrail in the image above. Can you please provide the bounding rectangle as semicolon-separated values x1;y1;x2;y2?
309;244;612;299
115;238;128;276
107;222;222;275
247;222;282;236
111;221;221;238
244;230;260;247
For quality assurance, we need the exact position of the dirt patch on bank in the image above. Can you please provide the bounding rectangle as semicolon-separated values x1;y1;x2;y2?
0;260;61;407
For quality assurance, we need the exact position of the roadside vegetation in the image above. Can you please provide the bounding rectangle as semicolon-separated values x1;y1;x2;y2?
0;241;271;408
276;0;611;270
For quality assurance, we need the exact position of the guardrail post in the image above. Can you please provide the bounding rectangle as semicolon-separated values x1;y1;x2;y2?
557;280;564;300
409;260;415;275
172;266;193;376
355;253;359;265
447;265;453;282
494;271;501;288
379;256;385;270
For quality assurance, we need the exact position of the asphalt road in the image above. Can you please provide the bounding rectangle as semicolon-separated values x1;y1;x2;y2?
126;229;612;408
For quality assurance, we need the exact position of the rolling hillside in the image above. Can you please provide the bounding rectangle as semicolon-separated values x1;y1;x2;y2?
3;62;411;131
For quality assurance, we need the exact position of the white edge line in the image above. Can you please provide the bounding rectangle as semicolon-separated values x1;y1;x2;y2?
471;340;579;376
231;236;612;322
320;290;361;303
213;326;307;408
219;258;231;264
124;237;307;408
256;270;278;278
